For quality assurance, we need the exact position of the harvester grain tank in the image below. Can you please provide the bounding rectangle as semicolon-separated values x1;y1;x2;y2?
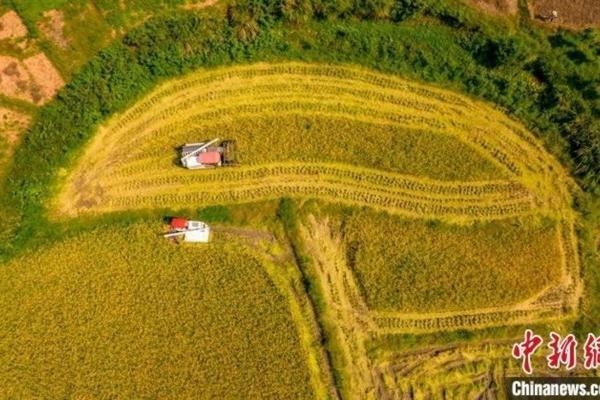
164;217;210;243
180;138;237;169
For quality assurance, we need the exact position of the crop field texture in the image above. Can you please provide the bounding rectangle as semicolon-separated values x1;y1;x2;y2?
301;207;579;335
330;204;581;332
340;210;562;313
49;62;581;398
56;63;573;226
299;213;580;398
0;224;319;399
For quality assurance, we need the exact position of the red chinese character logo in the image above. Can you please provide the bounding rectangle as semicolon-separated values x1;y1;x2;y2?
584;333;600;370
547;332;577;370
512;329;543;374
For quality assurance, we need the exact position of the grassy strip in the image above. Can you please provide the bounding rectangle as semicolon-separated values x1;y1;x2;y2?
0;94;37;115
278;198;347;399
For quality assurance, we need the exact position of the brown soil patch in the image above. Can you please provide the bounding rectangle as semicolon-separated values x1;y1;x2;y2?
0;54;64;104
0;56;38;103
23;53;64;102
529;0;600;27
38;10;68;49
466;0;518;16
0;106;31;176
0;11;27;40
0;106;30;144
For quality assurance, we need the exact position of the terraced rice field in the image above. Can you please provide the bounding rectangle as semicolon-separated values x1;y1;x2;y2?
52;59;580;339
0;224;317;399
56;63;572;225
48;62;581;398
301;203;579;334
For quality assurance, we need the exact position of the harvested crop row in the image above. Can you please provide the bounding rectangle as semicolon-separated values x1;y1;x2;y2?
111;63;478;128
76;177;534;223
106;162;526;198
373;306;563;333
56;63;572;221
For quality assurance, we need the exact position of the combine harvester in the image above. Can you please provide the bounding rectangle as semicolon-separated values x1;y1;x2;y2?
180;138;237;169
163;217;210;243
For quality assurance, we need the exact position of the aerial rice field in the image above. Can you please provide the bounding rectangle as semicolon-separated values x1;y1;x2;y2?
39;61;581;398
338;208;562;312
0;224;315;399
49;59;581;335
0;0;596;396
55;62;573;225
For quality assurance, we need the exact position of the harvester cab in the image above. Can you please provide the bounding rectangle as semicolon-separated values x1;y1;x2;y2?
180;138;237;169
163;217;210;243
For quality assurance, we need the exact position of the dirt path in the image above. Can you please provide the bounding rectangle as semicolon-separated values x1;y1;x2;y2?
529;0;600;28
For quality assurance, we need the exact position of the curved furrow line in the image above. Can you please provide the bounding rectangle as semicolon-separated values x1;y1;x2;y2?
91;179;534;222
373;305;564;333
102;163;531;200
107;97;552;190
105;176;527;206
113;63;477;126
57;63;573;223
111;95;452;157
111;80;473;142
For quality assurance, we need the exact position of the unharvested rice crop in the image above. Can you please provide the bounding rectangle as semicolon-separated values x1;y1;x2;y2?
0;224;314;399
55;62;573;223
338;208;562;313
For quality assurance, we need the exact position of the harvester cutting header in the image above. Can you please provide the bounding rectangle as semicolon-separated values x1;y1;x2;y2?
180;138;237;169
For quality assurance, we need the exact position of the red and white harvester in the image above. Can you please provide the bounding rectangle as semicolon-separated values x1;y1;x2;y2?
163;217;210;243
180;138;237;169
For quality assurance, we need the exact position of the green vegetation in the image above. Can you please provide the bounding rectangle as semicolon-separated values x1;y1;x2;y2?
2;0;212;76
338;208;562;312
0;223;315;399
